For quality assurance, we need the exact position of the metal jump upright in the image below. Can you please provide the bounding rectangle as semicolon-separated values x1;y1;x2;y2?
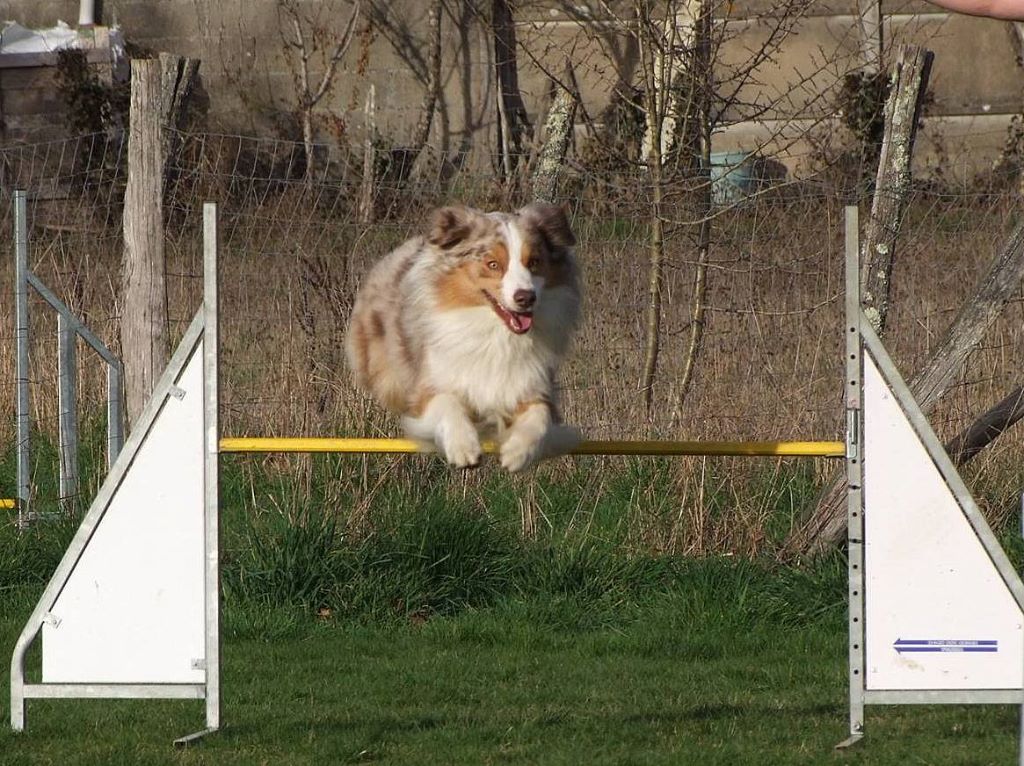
841;205;1024;762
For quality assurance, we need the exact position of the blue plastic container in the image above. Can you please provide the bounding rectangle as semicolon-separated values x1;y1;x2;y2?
709;151;756;205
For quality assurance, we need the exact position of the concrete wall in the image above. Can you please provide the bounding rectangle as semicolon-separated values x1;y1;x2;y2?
0;24;120;143
3;0;1022;178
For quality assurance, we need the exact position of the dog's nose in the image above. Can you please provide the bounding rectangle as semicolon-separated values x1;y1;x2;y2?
513;289;536;309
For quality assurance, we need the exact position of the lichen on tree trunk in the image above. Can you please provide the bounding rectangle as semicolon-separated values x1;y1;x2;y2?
860;45;933;335
532;62;577;205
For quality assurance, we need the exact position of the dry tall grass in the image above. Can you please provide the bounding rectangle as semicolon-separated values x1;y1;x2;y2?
2;132;1023;554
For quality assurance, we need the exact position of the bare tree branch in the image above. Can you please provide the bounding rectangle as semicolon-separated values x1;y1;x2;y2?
278;0;361;180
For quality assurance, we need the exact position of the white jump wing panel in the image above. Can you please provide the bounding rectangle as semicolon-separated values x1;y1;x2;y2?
863;352;1024;691
42;342;206;684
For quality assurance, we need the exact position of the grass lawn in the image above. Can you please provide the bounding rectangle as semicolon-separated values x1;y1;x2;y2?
2;589;1020;766
3;456;1022;764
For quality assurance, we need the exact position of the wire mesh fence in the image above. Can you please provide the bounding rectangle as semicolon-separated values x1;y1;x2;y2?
2;128;1023;543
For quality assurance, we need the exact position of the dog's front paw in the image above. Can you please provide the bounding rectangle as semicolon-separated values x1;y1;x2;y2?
500;433;542;473
440;427;481;469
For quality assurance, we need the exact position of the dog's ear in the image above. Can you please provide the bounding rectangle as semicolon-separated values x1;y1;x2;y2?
428;206;480;250
519;203;576;251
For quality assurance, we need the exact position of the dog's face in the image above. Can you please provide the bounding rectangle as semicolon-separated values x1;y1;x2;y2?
427;203;577;335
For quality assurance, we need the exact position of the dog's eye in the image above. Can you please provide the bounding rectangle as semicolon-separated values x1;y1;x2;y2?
486;260;500;271
526;258;539;272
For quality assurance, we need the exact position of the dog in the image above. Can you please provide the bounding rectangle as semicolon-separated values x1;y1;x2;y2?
345;203;582;472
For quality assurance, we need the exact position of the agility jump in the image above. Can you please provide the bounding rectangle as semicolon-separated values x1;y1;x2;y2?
9;201;1024;759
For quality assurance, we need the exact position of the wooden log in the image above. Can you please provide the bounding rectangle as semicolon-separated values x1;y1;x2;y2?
855;0;882;75
408;0;442;168
947;384;1024;465
784;218;1024;559
908;222;1024;415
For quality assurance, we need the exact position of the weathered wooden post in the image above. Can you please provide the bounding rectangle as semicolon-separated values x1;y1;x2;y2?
121;55;198;427
122;58;168;428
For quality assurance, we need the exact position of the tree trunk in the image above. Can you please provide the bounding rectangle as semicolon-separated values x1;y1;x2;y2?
675;2;713;414
641;161;665;415
855;0;882;76
492;0;530;182
861;45;933;335
639;10;678;166
783;218;1024;560
532;61;577;204
676;175;711;413
122;59;169;427
359;84;377;224
301;104;316;181
637;5;664;414
408;0;442;168
639;0;703;168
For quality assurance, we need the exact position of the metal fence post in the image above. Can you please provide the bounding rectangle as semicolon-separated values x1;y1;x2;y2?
14;191;31;526
58;313;79;512
107;360;124;468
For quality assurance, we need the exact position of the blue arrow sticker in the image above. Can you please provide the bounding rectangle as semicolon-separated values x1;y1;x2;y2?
893;639;998;653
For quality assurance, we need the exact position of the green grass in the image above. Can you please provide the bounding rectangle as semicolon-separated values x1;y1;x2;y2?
2;583;1021;765
2;444;1023;764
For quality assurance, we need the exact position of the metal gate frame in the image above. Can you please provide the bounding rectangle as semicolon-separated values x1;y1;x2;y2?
12;190;124;525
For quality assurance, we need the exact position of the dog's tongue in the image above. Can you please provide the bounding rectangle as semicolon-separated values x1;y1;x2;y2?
485;292;535;334
509;311;533;334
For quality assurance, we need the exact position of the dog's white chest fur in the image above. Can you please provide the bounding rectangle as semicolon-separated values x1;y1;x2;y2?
421;307;556;418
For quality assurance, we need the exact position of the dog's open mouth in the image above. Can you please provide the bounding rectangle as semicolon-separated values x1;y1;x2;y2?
483;291;533;334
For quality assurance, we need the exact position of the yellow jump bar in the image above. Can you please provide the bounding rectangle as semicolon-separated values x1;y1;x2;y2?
220;437;845;458
0;499;16;510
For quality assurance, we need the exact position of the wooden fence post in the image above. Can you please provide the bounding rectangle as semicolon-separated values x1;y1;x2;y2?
121;55;199;428
122;58;168;428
